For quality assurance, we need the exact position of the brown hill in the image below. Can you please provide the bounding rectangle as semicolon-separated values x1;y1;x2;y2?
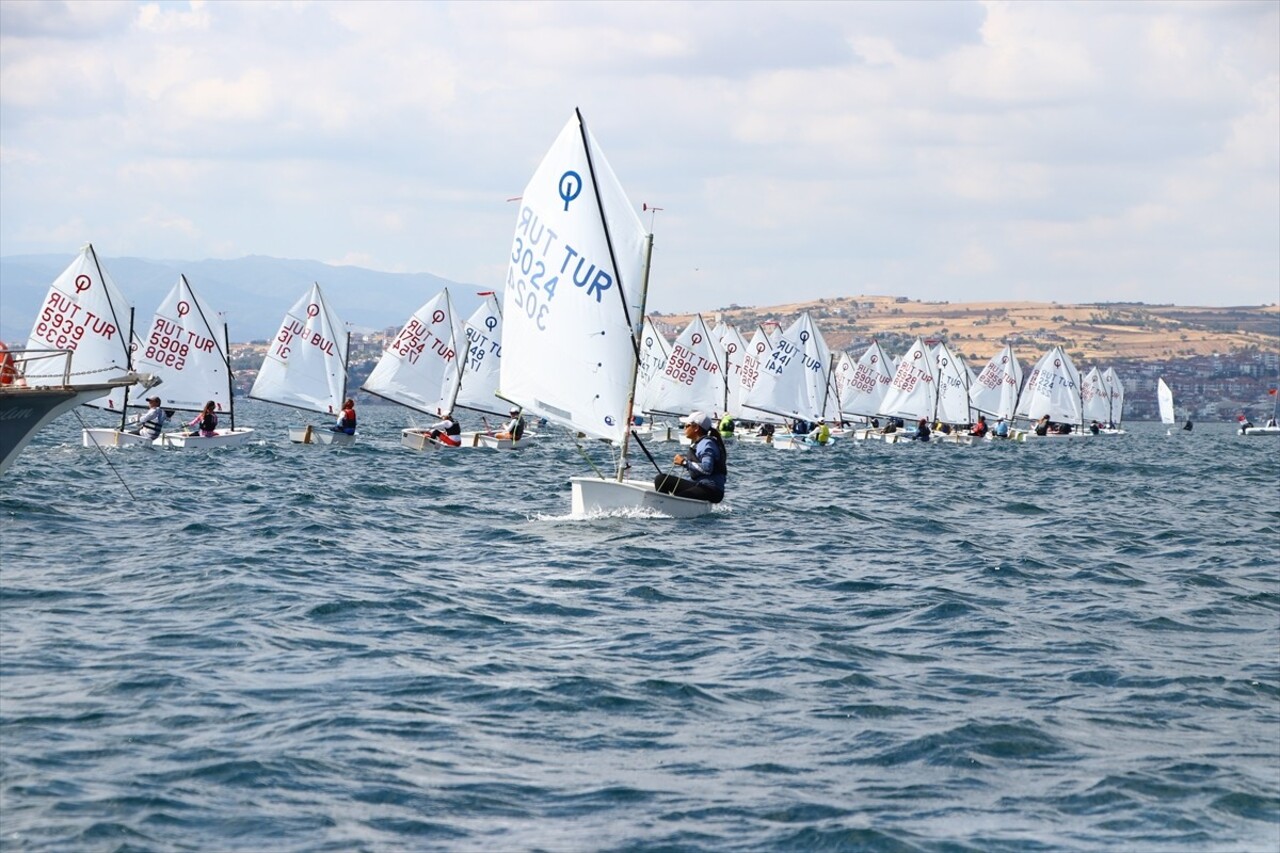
652;297;1279;362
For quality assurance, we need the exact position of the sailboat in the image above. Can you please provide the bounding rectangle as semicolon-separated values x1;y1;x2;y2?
1095;367;1128;435
1080;367;1112;433
643;313;726;428
454;293;526;449
837;341;896;439
136;275;255;447
739;311;833;449
1238;380;1279;436
360;289;472;450
23;245;152;449
1157;377;1177;434
734;323;784;443
496;109;715;517
249;282;353;445
1013;346;1085;440
932;340;974;441
874;337;937;443
968;343;1023;436
714;322;749;428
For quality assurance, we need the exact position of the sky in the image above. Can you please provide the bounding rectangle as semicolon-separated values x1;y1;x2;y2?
1;0;1277;314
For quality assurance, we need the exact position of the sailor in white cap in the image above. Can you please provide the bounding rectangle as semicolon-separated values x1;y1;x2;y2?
495;406;526;442
653;410;727;503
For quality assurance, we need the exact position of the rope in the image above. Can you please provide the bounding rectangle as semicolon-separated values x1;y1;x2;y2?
74;410;137;500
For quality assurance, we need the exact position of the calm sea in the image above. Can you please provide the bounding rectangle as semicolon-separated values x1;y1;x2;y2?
2;401;1277;852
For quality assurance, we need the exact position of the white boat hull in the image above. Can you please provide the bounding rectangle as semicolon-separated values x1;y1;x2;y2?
1011;429;1092;442
570;477;714;518
289;425;356;446
1241;425;1280;436
155;428;256;448
401;428;514;450
82;428;155;448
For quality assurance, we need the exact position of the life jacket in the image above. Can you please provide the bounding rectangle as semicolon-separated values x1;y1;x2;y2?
142;409;167;435
511;417;526;440
339;407;357;430
201;411;218;433
971;421;988;437
445;419;461;436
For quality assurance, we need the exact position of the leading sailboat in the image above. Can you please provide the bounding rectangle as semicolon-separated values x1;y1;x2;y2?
497;109;714;517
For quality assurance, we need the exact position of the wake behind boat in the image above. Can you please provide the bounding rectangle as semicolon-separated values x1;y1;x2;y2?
496;109;716;518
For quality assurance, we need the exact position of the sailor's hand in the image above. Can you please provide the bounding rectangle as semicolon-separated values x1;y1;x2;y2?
674;454;685;465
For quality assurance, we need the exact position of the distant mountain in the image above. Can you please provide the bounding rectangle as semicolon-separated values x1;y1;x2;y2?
0;253;489;343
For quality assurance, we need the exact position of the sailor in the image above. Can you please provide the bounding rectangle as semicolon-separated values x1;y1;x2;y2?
718;412;736;436
186;401;219;437
428;411;463;446
970;415;988;438
911;417;931;442
994;418;1010;438
654;410;727;503
127;396;168;439
330;398;357;434
807;418;831;445
495;407;525;441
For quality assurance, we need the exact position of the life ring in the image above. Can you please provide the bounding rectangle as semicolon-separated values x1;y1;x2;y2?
0;342;16;386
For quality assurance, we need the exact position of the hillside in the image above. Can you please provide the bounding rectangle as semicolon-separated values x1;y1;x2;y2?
652;296;1279;363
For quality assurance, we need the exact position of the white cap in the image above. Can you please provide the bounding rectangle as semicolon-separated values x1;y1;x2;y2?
679;410;713;431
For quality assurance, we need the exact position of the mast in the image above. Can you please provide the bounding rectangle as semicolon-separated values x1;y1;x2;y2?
617;234;654;481
118;306;135;431
224;323;235;431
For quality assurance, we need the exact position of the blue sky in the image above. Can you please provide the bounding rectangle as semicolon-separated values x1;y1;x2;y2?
1;0;1276;313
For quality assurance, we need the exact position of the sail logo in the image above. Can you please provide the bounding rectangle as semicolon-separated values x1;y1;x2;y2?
558;171;582;211
74;274;93;293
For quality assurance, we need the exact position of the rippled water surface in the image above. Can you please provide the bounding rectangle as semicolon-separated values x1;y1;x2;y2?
2;402;1278;852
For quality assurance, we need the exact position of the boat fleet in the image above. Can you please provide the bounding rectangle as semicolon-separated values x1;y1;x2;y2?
2;110;1276;511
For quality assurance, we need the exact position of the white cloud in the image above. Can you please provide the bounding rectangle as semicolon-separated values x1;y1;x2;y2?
0;0;1275;311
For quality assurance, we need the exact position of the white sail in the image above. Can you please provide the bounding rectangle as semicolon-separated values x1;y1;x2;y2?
879;337;937;422
741;312;832;422
738;324;782;423
1157;377;1176;425
1101;367;1125;425
1080;367;1111;423
134;275;233;414
1016;346;1082;425
634;317;672;417
249;282;348;416
933;341;973;425
969;344;1023;420
717;323;750;418
362;290;464;416
645;314;726;417
454;292;506;417
26;244;138;411
496;111;649;445
835;341;896;420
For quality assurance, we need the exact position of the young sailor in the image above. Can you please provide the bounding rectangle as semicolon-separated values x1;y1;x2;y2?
427;411;462;447
494;407;525;441
330;399;357;435
654;410;727;503
127;396;168;439
186;401;219;437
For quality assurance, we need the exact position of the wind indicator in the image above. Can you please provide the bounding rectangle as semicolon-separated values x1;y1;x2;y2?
642;203;663;231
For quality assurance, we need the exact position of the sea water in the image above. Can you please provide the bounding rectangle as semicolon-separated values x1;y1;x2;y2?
2;402;1277;852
